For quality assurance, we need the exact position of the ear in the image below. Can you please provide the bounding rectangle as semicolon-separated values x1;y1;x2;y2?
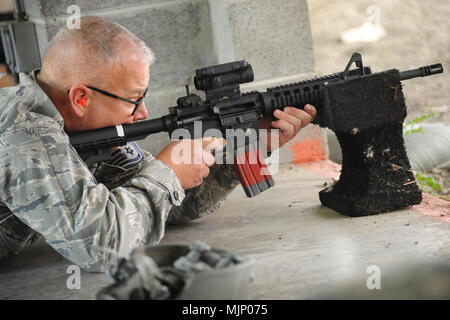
68;85;90;119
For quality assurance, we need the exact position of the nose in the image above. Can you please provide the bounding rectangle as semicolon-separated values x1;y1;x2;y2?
133;101;148;121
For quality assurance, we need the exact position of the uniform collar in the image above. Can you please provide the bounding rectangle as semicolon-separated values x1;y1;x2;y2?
19;69;65;127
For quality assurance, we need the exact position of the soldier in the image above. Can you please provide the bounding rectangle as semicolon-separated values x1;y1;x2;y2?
0;16;316;272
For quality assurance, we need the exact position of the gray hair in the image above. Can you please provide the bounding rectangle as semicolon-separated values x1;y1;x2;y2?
42;16;155;88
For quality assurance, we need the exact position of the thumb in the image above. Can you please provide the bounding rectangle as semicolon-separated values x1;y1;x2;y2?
202;137;226;152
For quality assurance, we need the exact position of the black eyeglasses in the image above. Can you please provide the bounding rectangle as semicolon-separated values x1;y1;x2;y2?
68;86;148;116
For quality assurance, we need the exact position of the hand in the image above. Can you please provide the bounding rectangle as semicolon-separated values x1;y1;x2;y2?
259;104;316;152
156;137;226;189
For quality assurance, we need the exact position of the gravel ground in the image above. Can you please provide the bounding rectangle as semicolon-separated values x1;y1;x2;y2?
307;0;449;201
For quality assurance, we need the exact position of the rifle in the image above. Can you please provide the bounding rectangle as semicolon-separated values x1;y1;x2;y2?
69;52;443;216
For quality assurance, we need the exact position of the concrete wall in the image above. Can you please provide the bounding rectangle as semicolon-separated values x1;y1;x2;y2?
23;0;327;162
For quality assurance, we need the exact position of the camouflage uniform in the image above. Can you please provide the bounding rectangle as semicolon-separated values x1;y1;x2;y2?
0;71;239;272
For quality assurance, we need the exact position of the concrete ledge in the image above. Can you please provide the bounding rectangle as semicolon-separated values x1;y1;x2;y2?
0;161;448;299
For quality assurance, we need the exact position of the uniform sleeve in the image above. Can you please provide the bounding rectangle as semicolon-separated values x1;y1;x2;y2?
93;141;241;226
89;141;149;190
0;113;185;272
166;163;240;225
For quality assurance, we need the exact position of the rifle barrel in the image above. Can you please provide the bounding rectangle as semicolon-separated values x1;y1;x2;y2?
69;117;171;151
399;63;443;81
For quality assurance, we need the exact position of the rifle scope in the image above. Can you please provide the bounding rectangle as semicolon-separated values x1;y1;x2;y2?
194;60;254;91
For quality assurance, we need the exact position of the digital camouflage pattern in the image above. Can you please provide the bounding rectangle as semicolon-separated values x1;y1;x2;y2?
0;71;239;272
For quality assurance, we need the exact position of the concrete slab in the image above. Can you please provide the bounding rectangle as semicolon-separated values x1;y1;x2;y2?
0;162;448;299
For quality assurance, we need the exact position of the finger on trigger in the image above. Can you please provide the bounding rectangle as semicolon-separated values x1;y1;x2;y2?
203;137;226;152
203;149;216;167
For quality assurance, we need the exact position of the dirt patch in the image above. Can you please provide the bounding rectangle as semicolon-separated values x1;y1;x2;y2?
413;192;450;222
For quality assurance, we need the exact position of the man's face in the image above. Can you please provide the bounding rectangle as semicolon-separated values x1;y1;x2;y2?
82;55;150;130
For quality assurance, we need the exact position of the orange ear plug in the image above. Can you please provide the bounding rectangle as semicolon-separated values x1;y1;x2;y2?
78;98;87;107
